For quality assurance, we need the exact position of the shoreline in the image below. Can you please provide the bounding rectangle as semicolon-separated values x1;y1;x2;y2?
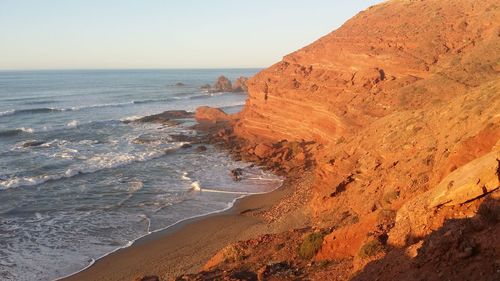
61;173;294;281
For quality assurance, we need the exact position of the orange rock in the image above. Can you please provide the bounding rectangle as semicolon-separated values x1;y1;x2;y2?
254;143;272;159
195;106;231;123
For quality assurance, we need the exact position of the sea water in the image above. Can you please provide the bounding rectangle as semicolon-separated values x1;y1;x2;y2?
0;69;281;281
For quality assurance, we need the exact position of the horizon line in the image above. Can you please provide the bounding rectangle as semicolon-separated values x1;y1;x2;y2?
0;67;266;72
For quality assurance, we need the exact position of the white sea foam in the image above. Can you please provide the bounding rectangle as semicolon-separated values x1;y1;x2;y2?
120;115;143;122
0;109;15;116
181;171;191;181
127;181;144;193
190;180;202;191
0;144;184;190
66;120;79;128
20;127;34;133
69;101;134;111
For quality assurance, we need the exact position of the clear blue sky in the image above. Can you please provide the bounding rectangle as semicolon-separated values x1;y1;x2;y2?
0;0;383;70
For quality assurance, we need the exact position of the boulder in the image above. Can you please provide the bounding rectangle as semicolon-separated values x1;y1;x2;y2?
231;168;243;181
388;150;500;246
195;106;230;123
429;150;500;208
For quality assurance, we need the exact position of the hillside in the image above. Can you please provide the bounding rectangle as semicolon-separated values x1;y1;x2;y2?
184;0;500;280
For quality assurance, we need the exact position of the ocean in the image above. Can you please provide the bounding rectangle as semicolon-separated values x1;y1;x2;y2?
0;69;282;281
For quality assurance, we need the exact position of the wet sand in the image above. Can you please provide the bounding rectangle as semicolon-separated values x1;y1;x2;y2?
62;178;293;281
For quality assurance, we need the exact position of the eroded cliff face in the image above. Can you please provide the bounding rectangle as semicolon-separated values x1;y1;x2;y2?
235;0;499;218
236;0;499;144
186;0;500;280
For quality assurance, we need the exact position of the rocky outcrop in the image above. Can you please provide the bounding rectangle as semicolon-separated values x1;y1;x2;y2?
130;110;193;126
429;150;500;208
212;76;233;92
388;149;500;246
203;75;250;93
232;76;248;92
194;106;231;124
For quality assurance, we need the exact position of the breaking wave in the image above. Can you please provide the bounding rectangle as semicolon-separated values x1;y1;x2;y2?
0;143;186;190
0;127;34;137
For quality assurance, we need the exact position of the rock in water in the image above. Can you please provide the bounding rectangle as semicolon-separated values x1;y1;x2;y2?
212;75;233;92
131;110;194;125
200;84;211;90
231;168;243;181
22;140;46;147
232;76;249;92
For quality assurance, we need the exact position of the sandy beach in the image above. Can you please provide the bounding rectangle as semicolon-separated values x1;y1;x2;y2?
62;174;306;281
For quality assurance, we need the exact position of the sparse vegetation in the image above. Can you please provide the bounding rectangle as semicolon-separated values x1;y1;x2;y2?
358;240;384;259
298;231;327;259
222;245;246;263
383;190;400;204
317;260;331;268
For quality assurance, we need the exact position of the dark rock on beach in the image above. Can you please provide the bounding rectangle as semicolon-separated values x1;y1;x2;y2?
181;143;192;149
196;145;207;152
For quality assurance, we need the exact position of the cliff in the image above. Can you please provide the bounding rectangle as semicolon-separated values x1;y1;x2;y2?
234;0;499;222
185;0;500;280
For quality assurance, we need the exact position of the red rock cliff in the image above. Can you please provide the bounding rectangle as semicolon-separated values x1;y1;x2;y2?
236;0;499;145
189;1;500;280
235;0;499;220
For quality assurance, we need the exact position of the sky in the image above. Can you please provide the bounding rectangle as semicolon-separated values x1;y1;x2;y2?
0;0;383;70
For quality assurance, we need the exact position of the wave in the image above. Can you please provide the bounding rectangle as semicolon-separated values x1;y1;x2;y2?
55;169;283;281
0;109;15;116
0;91;229;119
23;100;58;105
0;143;186;190
0;127;34;137
132;93;209;105
69;101;134;111
0;102;134;119
188;180;258;195
120;115;143;122
132;98;174;105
